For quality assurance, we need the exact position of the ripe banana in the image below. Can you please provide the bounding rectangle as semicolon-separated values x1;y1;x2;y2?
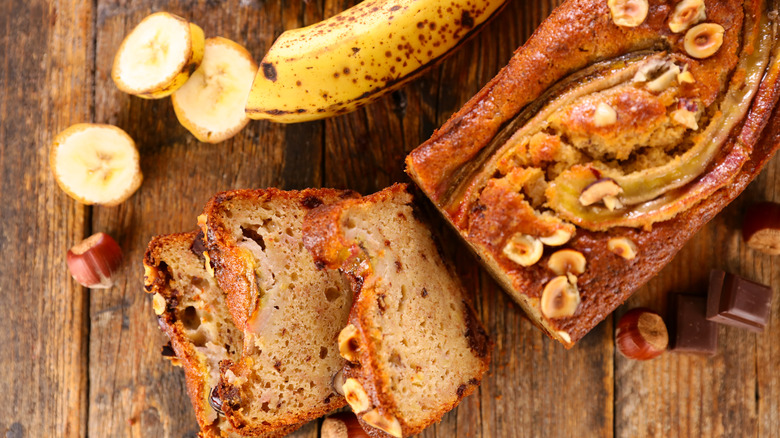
246;0;508;123
112;12;205;99
50;124;142;206
172;37;258;143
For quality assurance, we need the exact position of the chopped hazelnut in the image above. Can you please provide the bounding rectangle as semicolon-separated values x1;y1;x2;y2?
603;195;623;211
677;70;695;84
593;102;617;127
343;378;371;413
608;237;639;260
338;324;360;362
539;228;573;246
503;234;544;267
362;409;403;438
646;64;681;92
152;293;166;315
608;0;649;27
557;330;572;344
684;23;725;59
547;249;587;276
579;178;623;207
540;276;581;319
669;0;706;33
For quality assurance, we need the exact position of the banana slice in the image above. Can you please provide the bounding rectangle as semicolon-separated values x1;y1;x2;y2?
50;124;143;206
112;12;205;99
172;37;258;143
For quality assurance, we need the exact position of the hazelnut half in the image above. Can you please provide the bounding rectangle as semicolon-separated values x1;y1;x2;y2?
593;102;617;127
539;228;573;246
362;409;403;438
540;276;581;319
66;232;124;289
332;369;346;396
503;234;544;267
669;0;706;33
608;0;648;27
608;237;639;260
547;249;587;276
579;178;623;207
684;23;725;59
343;378;371;413
338;324;360;362
322;412;370;438
152;293;167;315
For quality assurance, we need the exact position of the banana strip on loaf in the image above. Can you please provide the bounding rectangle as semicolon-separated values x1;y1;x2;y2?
143;231;245;438
406;0;780;347
199;188;359;436
303;184;491;438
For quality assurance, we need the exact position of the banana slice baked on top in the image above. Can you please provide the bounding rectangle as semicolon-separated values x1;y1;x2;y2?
406;0;780;347
199;188;359;436
143;231;244;438
303;184;491;438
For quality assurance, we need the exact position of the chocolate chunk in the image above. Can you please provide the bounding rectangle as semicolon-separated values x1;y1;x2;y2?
671;294;718;355
706;269;772;332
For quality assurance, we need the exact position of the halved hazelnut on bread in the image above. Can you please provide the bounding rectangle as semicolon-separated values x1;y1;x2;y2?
332;369;346;396
608;237;639;260
539;228;573;246
669;0;706;33
608;0;648;27
343;378;371;413
503;234;544;266
547;249;587;276
540;275;581;319
338;324;360;362
578;178;623;207
362;409;403;438
684;23;725;59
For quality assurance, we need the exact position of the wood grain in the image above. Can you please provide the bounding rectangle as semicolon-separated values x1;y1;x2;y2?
2;0;779;437
0;1;93;437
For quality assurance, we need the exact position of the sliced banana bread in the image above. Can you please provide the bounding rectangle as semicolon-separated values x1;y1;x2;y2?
143;231;246;438
302;184;491;438
200;188;359;435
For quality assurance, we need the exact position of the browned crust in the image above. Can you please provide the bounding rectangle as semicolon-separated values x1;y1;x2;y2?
303;184;491;437
405;0;778;346
200;187;358;436
143;232;224;437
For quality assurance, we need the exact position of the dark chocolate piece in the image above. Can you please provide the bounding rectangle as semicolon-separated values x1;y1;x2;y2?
671;294;718;355
706;269;772;333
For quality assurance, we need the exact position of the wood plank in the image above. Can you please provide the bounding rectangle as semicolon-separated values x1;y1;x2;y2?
0;1;93;437
87;1;323;436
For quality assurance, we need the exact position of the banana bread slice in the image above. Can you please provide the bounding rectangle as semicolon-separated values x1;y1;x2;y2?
303;184;491;438
143;231;247;438
200;188;359;436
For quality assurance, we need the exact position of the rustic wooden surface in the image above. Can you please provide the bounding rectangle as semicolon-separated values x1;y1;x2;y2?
1;0;778;437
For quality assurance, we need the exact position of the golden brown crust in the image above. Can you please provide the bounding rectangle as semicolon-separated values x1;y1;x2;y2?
406;0;779;346
303;184;491;437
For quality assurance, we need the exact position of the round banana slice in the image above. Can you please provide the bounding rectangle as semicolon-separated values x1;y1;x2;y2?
172;37;258;143
50;124;143;206
112;12;205;99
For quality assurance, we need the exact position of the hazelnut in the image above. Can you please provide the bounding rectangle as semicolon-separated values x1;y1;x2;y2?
322;412;370;438
742;201;780;255
579;178;623;207
677;70;695;84
540;276;581;319
539;228;573;246
361;409;403;438
66;232;123;289
343;378;371;413
338;324;360;362
332;369;346;396
646;63;681;92
152;293;167;315
616;308;669;360
557;330;572;344
608;237;638;260
684;23;724;59
503;234;544;267
593;102;617;127
547;249;587;276
608;0;648;27
602;195;623;212
671;108;699;130
668;0;706;33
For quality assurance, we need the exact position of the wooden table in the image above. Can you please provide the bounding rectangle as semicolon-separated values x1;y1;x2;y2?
2;0;778;436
